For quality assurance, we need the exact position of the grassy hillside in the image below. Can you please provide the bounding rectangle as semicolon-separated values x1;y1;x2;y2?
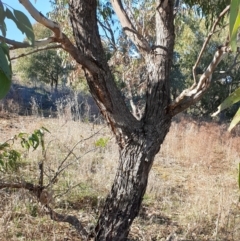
0;100;240;240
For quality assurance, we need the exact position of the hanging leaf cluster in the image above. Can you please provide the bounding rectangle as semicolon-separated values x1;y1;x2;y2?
184;0;230;28
229;0;240;52
0;1;34;100
0;2;34;44
0;42;11;99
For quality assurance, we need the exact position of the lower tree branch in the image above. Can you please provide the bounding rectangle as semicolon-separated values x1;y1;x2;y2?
0;180;42;196
0;35;56;50
10;45;62;60
110;0;151;52
192;5;230;85
169;5;231;117
0;180;89;240
19;0;62;39
0;36;32;49
17;0;110;79
47;206;89;240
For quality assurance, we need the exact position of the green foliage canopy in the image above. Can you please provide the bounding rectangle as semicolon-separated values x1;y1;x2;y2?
0;1;34;98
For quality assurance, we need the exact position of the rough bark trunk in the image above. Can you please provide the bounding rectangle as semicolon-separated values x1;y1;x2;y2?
68;0;175;240
95;120;171;240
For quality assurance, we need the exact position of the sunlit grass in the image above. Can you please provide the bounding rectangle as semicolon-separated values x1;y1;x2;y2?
0;113;240;240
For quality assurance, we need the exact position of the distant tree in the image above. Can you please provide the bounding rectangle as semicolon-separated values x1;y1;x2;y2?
16;48;67;91
14;22;71;91
1;0;240;240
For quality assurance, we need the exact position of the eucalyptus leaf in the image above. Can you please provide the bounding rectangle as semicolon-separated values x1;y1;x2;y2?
0;44;11;99
5;8;34;45
229;0;239;36
0;22;7;38
5;8;20;28
0;143;10;150
229;0;240;52
29;133;40;150
0;71;11;99
0;1;6;37
41;127;50;133
212;87;240;116
13;9;35;45
0;42;11;67
0;43;11;79
5;8;25;39
228;107;240;131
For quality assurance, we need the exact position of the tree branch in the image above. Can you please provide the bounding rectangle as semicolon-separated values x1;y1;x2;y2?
10;45;62;60
19;0;62;39
0;35;56;49
168;5;231;116
192;5;230;85
110;0;151;52
0;180;42;197
46;206;89;240
98;18;117;51
6;37;56;50
0;180;89;239
0;36;32;48
169;45;230;116
18;0;101;74
46;128;104;188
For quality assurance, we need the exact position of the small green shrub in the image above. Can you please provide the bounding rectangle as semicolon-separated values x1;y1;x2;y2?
94;137;109;148
0;127;49;173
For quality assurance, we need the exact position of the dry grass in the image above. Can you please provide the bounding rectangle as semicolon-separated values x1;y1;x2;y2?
0;114;240;241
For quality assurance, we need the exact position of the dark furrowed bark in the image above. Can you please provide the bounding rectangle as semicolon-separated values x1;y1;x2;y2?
68;1;174;240
68;0;140;146
144;0;175;125
94;118;171;240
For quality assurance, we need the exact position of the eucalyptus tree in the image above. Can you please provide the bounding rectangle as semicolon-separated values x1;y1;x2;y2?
0;0;238;240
